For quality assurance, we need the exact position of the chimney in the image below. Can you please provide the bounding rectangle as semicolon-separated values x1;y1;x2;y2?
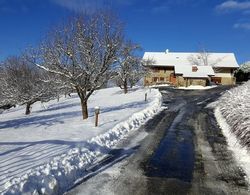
192;65;198;72
165;49;169;54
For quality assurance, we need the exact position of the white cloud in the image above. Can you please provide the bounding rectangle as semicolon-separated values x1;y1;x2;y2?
234;22;250;30
216;1;250;31
51;0;109;13
216;1;250;12
50;0;143;13
50;0;204;14
151;5;169;14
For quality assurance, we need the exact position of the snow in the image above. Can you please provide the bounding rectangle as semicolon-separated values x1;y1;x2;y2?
149;84;170;88
0;87;162;194
238;61;250;73
217;81;250;148
212;81;250;183
178;85;217;90
214;107;250;184
175;65;214;78
143;51;239;68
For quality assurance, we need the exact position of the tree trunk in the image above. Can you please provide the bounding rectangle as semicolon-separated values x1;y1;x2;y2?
124;78;128;94
76;86;90;120
80;98;88;120
25;103;31;115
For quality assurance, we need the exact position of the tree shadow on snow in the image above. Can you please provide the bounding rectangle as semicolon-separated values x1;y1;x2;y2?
98;100;147;115
111;87;142;96
35;102;80;114
0;111;82;129
0;101;147;130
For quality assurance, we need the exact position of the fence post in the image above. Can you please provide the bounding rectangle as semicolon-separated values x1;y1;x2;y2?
95;106;100;127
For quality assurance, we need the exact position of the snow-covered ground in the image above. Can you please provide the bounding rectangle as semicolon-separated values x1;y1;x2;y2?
178;85;217;90
149;84;170;88
212;81;250;183
0;87;162;194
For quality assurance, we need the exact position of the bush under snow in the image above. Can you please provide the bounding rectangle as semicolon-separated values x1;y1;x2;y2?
238;62;250;73
218;81;250;148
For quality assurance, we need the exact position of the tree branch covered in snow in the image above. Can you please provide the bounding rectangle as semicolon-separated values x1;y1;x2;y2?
0;56;58;114
34;12;123;119
218;81;250;148
188;48;222;67
237;61;250;73
113;41;148;93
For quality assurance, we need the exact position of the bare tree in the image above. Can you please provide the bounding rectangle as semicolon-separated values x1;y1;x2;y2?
114;41;147;94
0;56;57;115
34;13;123;119
188;47;222;67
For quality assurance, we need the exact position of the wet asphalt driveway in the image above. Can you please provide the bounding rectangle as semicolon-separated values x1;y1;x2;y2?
67;86;249;195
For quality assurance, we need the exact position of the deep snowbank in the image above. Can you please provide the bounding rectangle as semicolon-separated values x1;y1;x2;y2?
218;81;250;148
214;81;250;183
2;88;162;194
214;108;250;184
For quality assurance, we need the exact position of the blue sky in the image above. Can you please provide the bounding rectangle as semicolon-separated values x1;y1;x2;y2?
0;0;249;64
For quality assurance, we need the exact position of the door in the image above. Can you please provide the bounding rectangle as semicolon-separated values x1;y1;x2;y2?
170;73;176;84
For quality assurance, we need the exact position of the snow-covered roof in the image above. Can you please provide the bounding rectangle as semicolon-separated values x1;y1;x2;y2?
143;51;239;68
175;65;215;78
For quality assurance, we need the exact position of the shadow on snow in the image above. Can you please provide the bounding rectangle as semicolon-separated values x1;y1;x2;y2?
0;101;147;130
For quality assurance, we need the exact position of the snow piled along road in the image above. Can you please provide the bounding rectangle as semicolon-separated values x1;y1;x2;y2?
0;87;162;194
214;81;250;184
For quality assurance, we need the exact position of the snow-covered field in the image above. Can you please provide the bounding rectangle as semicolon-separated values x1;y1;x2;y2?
213;81;250;183
0;87;162;194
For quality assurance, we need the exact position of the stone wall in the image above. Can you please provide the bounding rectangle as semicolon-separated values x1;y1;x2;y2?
188;78;206;86
144;67;174;86
221;77;236;85
176;76;185;87
176;76;207;87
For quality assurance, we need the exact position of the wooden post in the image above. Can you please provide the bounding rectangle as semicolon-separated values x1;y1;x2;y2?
95;106;100;127
145;93;147;102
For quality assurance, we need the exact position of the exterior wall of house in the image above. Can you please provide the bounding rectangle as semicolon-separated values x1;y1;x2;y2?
176;76;185;87
212;68;236;85
144;66;237;86
176;76;206;87
187;78;206;86
144;67;174;86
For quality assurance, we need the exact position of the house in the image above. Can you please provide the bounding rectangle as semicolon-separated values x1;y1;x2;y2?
143;50;239;87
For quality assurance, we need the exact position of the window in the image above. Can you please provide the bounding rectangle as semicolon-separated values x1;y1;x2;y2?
211;77;221;84
160;77;164;81
153;77;158;82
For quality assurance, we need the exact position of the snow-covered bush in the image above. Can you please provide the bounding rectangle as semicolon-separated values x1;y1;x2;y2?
218;81;250;148
238;61;250;73
235;62;250;82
